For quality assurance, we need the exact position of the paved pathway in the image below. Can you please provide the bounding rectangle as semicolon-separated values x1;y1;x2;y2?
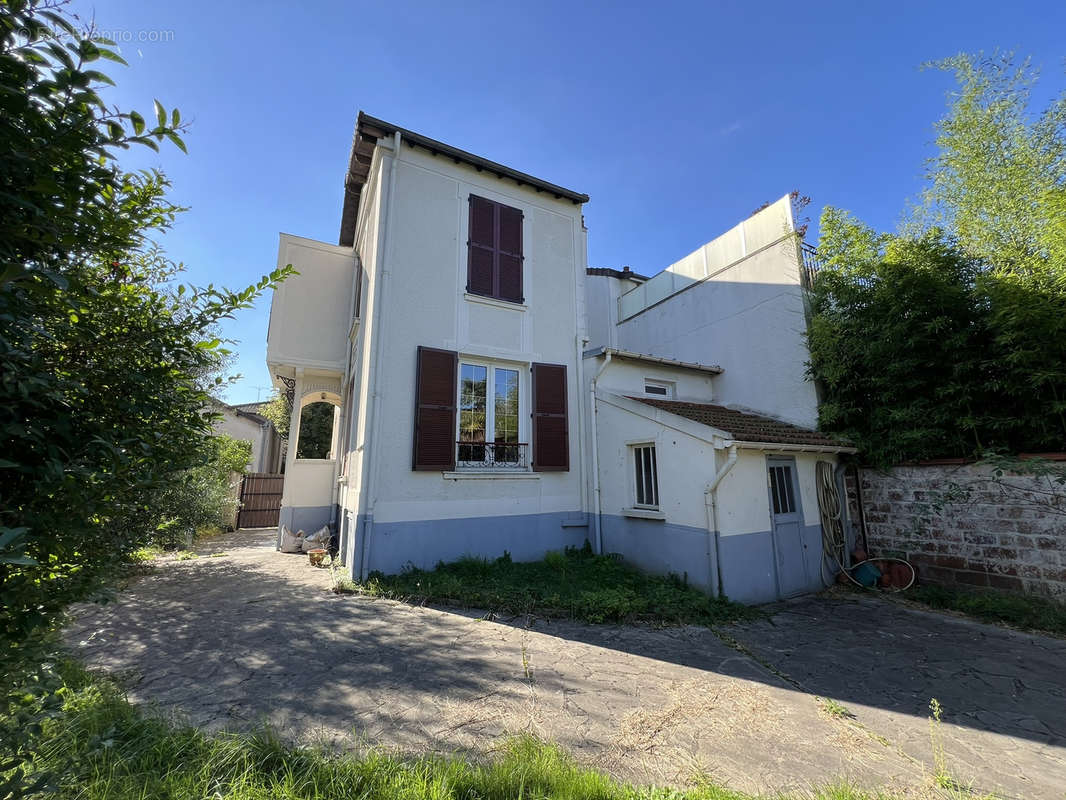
65;529;1066;798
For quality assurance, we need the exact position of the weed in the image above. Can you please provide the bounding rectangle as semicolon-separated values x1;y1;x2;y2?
128;546;162;563
819;698;854;719
175;551;199;561
351;545;761;627
905;584;1066;636
928;698;954;790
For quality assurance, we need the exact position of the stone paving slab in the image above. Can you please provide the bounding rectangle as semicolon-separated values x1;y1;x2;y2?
725;594;1066;800
64;529;1066;798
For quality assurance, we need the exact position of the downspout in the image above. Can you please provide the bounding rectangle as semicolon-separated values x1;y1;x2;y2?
356;130;402;580
575;334;589;536
589;350;612;554
704;444;738;597
334;262;361;555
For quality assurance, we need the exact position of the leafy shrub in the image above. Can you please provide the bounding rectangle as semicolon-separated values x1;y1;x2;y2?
0;3;288;794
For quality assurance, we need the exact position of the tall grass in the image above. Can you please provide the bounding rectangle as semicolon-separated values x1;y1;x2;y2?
904;584;1066;636
19;663;908;800
353;545;760;627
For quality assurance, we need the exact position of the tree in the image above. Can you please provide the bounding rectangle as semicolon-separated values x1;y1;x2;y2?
913;53;1066;276
808;53;1066;464
0;0;289;694
296;402;336;459
260;390;292;440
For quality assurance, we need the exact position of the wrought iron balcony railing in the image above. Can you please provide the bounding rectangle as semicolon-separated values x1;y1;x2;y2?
456;441;529;470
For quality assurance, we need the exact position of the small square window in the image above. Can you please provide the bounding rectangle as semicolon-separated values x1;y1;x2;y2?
632;444;659;509
644;379;674;398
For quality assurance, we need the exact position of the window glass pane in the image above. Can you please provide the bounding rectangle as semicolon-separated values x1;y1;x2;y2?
635;448;645;505
494;368;519;443
649;447;659;506
769;467;782;515
459;364;487;462
782;466;796;512
643;448;653;504
494;367;519;464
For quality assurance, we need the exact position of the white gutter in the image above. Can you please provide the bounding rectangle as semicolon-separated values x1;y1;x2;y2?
356;130;401;580
704;444;738;597
589;351;612;554
730;440;858;455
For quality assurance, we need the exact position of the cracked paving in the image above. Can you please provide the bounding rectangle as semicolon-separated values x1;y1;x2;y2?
64;529;1066;798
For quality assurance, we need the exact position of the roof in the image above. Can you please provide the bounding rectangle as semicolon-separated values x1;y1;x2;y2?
224;401;271;426
586;266;651;282
339;112;589;247
631;397;852;449
584;347;723;375
231;401;267;414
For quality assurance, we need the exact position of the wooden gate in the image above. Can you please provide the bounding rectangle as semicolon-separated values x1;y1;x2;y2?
236;473;284;529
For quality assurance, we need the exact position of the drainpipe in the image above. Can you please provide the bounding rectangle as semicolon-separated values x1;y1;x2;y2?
589;350;612;554
334;260;361;558
356;130;402;580
575;334;590;537
704;444;738;597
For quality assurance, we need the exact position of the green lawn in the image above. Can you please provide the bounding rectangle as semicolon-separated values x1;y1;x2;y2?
903;584;1066;636
14;663;920;800
347;545;760;627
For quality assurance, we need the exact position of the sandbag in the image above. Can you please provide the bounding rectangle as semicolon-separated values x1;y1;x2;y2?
279;526;304;553
301;525;330;552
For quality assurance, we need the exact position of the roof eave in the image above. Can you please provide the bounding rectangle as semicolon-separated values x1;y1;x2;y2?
583;346;724;375
339;112;589;247
731;439;858;454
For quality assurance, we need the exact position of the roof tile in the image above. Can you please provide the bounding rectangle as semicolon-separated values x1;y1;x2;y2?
630;397;849;448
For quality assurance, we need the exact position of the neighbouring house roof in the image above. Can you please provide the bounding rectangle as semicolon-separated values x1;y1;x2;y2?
584;346;723;375
231;401;267;414
631;396;852;450
586;266;651;282
339;112;590;247
223;401;272;427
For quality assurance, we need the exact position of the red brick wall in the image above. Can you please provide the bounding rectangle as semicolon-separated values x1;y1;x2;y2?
846;464;1066;600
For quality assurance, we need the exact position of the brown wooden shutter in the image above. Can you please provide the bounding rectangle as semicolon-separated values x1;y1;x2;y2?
413;346;457;470
497;204;523;302
468;194;523;302
467;196;495;296
531;362;568;471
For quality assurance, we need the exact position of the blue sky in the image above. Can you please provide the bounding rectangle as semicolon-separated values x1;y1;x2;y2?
70;0;1066;404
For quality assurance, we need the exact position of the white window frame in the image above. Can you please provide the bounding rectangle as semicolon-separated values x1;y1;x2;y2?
456;358;526;469
643;379;675;399
630;442;660;510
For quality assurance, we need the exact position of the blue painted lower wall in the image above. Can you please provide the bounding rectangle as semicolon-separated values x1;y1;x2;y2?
600;515;716;593
601;515;827;605
362;512;590;576
718;530;777;604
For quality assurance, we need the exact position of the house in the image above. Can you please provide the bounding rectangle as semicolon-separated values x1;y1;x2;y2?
265;112;855;604
212;401;284;474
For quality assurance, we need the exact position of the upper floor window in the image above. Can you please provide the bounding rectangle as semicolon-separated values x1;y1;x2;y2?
468;194;523;304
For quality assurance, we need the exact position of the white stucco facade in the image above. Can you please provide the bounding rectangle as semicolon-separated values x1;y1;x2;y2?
211;402;283;475
586;196;819;428
265;115;851;604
